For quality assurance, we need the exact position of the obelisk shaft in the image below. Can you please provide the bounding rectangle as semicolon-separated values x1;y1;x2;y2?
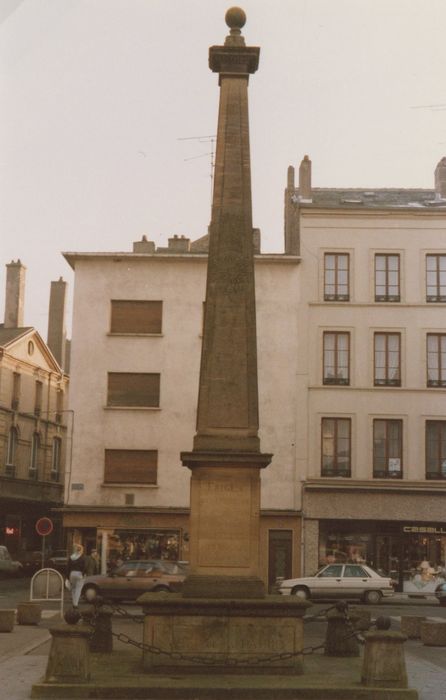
181;10;271;596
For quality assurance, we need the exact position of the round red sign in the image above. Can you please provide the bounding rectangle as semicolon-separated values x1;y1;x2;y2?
35;517;53;536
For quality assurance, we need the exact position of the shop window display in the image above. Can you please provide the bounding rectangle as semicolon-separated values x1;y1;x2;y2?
319;521;446;593
97;530;181;571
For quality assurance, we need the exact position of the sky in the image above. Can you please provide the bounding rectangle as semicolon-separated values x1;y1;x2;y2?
0;0;445;337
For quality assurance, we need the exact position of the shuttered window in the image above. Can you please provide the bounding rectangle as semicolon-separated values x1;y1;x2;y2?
107;373;160;407
110;300;162;334
104;449;158;484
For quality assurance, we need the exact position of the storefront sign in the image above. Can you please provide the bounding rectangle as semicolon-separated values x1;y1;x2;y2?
403;526;446;535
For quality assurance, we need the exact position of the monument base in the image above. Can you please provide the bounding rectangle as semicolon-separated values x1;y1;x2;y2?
138;593;309;675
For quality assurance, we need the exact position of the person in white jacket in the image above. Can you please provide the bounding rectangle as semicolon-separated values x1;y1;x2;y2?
66;544;86;608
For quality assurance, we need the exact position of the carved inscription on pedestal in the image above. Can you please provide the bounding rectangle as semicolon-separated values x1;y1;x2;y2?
197;478;251;567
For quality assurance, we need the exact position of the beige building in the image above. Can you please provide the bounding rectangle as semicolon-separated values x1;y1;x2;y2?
63;157;446;592
0;262;69;555
62;238;301;586
287;156;446;593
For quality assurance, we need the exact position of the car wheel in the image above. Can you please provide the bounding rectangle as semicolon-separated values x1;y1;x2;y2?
364;590;382;605
83;584;99;602
291;586;310;600
153;585;170;593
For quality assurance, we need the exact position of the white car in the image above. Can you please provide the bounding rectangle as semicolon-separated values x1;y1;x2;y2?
279;563;394;604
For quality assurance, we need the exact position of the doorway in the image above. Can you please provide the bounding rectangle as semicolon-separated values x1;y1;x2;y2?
268;529;293;591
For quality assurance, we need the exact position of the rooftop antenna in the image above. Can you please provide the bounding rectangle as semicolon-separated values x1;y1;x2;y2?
178;134;216;204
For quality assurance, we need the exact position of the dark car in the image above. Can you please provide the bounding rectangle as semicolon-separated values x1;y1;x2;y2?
16;550;43;576
435;580;446;606
45;549;68;573
81;560;189;602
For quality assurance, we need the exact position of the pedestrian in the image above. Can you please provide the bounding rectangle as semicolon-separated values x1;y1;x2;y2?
85;548;100;576
66;543;86;608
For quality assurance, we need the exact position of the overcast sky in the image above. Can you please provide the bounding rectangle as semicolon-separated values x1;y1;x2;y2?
0;0;445;337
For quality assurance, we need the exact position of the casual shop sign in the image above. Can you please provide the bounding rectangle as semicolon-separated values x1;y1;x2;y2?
403;526;446;535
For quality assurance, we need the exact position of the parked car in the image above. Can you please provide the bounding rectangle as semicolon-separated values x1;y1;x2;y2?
45;549;68;573
16;550;43;576
434;580;446;606
81;560;189;602
0;545;22;578
278;563;394;604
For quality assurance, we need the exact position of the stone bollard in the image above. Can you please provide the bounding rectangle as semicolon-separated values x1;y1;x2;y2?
401;615;426;640
44;609;91;683
420;621;446;647
81;601;113;652
0;609;15;632
17;602;42;625
361;616;408;688
324;603;360;657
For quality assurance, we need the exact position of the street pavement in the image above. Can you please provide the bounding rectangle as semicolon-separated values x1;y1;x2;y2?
0;577;445;699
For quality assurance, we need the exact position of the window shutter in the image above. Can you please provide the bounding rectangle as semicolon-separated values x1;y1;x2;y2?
104;450;158;484
110;301;162;334
107;373;160;407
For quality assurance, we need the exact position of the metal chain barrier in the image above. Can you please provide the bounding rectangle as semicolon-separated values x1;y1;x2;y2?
81;598;375;667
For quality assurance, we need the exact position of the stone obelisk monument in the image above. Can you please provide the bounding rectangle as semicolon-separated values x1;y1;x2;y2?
181;6;272;599
140;10;307;677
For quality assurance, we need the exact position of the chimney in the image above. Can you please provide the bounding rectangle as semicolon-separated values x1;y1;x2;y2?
47;277;67;369
4;260;26;329
287;165;295;189
299;155;312;200
435;157;446;199
133;235;156;253
168;235;190;253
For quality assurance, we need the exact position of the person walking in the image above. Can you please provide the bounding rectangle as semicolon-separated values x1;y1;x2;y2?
66;543;86;608
85;548;100;576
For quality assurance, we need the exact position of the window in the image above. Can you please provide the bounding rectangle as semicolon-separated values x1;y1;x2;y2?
319;564;343;577
34;380;43;416
11;372;21;411
321;418;351;477
51;437;61;481
107;373;160;408
426;254;446;302
324;253;349;301
29;433;40;479
110;300;163;334
427;334;446;387
104;449;158;484
375;254;400;301
426;421;446;480
56;389;64;423
5;427;18;477
374;333;401;386
344;565;369;578
323;332;350;385
373;419;402;478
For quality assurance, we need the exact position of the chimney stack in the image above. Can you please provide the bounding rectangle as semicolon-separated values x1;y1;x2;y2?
299;155;312;200
4;260;26;329
435;157;446;199
47;277;67;369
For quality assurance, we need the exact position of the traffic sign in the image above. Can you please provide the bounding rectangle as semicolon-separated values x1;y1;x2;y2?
35;517;53;536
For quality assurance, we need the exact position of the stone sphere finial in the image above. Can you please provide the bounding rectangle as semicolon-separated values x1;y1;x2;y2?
225;7;246;30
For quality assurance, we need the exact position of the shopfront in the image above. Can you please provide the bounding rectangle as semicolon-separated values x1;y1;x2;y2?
319;520;446;593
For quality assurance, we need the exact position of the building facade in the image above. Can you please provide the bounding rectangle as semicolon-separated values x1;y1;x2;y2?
63;157;446;592
62;239;301;586
0;261;69;556
287;156;446;593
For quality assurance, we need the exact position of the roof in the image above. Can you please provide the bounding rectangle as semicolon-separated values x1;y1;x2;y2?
0;325;33;347
293;188;446;210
